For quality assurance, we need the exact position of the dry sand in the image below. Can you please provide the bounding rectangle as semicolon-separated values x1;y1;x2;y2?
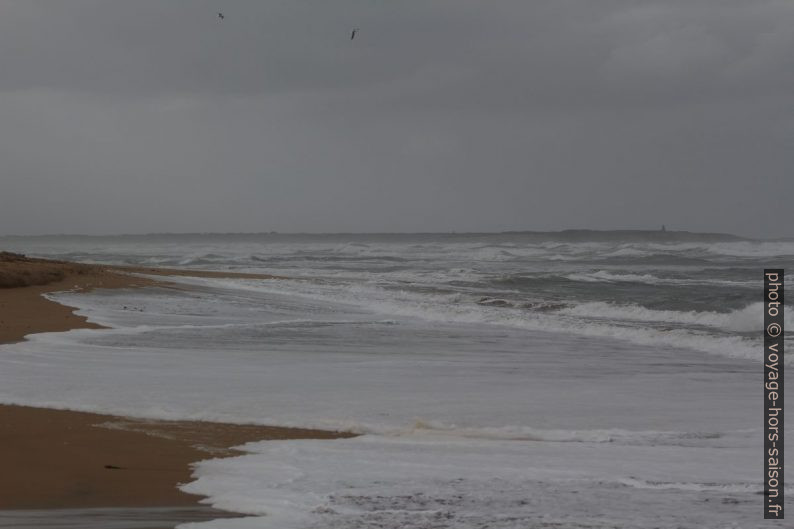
0;252;353;511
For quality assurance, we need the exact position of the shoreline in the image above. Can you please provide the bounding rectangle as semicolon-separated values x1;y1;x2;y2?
0;253;353;513
0;252;285;345
0;404;350;511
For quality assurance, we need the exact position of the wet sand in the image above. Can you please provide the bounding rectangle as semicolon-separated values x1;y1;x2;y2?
0;251;283;345
0;404;350;510
0;253;353;513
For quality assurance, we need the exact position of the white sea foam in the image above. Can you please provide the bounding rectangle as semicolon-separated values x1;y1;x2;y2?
179;434;774;529
406;419;731;446
0;282;768;433
155;276;784;364
558;301;794;333
567;270;662;283
617;477;770;494
566;269;757;287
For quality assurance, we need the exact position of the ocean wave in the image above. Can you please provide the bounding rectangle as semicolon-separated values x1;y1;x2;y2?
407;420;729;446
705;241;794;258
565;270;756;287
557;301;794;333
617;477;762;494
567;270;661;283
161;276;785;364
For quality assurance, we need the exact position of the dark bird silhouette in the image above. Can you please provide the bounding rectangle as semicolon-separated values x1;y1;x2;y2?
218;12;225;20
350;28;358;40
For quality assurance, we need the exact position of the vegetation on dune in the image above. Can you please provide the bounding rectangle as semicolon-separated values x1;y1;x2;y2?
0;252;95;288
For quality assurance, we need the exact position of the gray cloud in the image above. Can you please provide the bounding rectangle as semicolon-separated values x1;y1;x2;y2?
1;0;792;236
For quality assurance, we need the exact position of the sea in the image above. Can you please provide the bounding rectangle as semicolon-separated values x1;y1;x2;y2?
0;231;790;528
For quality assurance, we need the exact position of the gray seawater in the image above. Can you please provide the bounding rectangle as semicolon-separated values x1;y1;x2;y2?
2;231;791;358
0;231;790;528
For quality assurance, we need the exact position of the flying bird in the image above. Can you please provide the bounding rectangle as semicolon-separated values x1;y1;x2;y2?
350;28;358;40
218;12;225;20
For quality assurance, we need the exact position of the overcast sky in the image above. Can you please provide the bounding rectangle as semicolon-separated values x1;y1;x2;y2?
0;0;791;237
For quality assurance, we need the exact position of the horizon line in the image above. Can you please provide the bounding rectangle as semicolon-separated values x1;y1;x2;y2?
0;228;766;240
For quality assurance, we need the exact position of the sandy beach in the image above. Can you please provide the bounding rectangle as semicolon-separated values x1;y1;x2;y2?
0;252;352;512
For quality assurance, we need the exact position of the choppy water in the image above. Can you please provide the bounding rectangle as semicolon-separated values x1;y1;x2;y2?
0;232;790;528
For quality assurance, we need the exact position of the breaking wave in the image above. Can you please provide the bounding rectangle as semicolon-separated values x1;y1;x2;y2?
556;301;794;333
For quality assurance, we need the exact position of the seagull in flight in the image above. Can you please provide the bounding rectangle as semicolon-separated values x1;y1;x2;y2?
218;12;225;20
350;28;358;40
